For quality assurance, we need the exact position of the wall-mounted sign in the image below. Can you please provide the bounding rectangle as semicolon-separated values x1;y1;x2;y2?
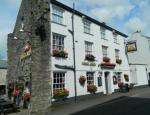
126;42;137;52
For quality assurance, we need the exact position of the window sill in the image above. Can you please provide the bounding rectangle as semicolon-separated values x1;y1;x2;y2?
51;21;67;27
84;32;94;36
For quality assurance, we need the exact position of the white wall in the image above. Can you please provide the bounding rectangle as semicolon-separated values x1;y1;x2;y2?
50;3;130;98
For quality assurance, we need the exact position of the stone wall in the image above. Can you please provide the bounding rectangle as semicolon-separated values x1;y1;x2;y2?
7;0;51;115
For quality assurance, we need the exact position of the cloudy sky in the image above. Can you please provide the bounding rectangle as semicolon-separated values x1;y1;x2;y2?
0;0;150;60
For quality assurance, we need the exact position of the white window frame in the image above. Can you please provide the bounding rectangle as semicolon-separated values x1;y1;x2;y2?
53;33;65;50
52;6;64;24
100;27;106;40
115;49;120;59
83;20;91;34
85;41;93;55
102;46;108;57
87;72;94;85
113;33;118;43
53;72;65;90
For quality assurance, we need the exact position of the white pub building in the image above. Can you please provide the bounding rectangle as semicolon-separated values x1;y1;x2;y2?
50;0;130;99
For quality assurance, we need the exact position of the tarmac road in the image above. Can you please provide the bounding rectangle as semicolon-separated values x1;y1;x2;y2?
72;89;150;115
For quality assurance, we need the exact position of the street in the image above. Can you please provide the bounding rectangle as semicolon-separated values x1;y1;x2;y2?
72;89;150;115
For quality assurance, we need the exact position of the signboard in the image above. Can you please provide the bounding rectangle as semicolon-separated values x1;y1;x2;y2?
126;42;137;52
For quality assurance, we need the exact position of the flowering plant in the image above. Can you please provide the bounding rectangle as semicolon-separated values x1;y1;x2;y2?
79;75;86;85
53;49;68;58
118;82;124;88
53;88;69;99
103;57;110;63
124;74;129;82
85;54;95;61
116;59;122;64
87;84;97;93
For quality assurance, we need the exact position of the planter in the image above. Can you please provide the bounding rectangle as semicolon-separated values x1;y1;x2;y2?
100;62;116;69
103;57;110;63
85;54;95;61
87;84;97;94
53;89;69;100
124;74;129;82
79;75;86;85
53;49;68;58
116;59;122;64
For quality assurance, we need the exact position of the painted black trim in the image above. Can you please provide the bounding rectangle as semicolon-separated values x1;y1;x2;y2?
51;0;128;38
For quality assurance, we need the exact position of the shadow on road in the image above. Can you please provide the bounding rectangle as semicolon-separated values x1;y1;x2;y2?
71;96;150;115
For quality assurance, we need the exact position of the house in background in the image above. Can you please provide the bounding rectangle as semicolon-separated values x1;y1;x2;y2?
0;60;7;95
127;31;149;86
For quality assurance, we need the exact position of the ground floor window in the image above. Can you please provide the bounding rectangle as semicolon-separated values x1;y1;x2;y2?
53;72;65;90
0;85;6;95
87;72;94;85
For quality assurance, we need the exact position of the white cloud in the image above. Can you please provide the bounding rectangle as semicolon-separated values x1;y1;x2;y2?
125;17;146;33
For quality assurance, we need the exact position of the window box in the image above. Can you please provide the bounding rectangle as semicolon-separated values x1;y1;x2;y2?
53;88;69;100
53;49;68;58
85;54;95;61
103;57;110;63
87;84;97;94
116;59;122;64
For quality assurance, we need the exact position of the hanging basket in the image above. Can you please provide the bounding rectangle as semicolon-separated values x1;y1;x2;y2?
79;75;86;85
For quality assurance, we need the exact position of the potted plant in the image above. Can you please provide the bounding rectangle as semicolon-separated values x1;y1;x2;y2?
79;75;86;85
87;84;97;94
53;49;68;58
103;57;110;63
124;74;129;82
116;59;122;64
53;88;69;100
85;54;95;61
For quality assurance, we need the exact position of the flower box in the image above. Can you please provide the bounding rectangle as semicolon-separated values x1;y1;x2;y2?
85;54;95;61
116;59;122;64
103;57;110;63
53;88;69;100
53;49;68;58
87;84;97;93
79;75;86;85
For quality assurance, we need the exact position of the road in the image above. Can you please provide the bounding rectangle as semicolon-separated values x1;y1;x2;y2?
72;89;150;115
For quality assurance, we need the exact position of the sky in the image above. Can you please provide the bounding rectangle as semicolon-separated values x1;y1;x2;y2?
0;0;150;60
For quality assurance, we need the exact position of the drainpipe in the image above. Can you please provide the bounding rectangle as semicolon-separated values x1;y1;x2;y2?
72;3;77;102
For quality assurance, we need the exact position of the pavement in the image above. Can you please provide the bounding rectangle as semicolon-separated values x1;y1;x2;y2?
8;86;150;115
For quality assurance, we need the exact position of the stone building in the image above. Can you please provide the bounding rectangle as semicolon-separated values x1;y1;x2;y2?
7;0;131;113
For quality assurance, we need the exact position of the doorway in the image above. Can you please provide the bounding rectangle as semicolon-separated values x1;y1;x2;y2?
104;72;112;94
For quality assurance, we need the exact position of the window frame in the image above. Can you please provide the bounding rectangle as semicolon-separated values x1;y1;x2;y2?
102;46;108;57
85;41;93;55
52;33;65;51
83;20;91;34
52;6;64;24
100;27;106;40
53;72;65;90
113;33;118;43
87;72;94;85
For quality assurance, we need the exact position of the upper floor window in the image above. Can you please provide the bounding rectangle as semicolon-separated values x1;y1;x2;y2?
83;20;91;34
52;6;64;24
85;41;93;55
53;72;65;90
113;32;118;43
115;49;120;59
53;33;64;50
102;46;108;57
100;27;106;40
